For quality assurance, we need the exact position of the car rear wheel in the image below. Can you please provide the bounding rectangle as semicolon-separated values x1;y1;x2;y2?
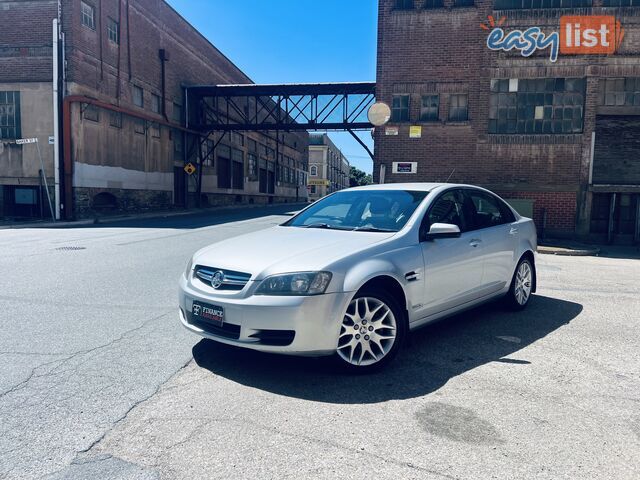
335;289;406;373
506;257;534;310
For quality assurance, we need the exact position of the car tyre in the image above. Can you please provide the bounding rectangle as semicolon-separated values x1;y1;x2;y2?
334;287;408;374
505;256;534;310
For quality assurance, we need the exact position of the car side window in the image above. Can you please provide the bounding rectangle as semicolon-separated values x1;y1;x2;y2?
466;191;509;229
422;190;469;234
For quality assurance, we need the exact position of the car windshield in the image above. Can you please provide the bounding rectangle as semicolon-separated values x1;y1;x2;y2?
283;190;429;232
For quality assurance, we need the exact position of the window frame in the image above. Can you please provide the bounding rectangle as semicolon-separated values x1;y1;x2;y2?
132;85;144;108
395;0;415;9
0;91;21;140
420;94;440;122
81;1;96;30
489;77;585;135
462;188;515;231
448;94;469;122
391;94;410;122
420;188;471;239
83;103;100;122
109;111;122;128
151;93;161;114
107;17;119;44
424;0;444;8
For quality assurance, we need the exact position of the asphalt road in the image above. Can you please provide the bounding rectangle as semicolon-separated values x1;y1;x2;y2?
0;206;638;479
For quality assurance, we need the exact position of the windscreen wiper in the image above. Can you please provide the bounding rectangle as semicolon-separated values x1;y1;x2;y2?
302;223;333;229
352;226;397;232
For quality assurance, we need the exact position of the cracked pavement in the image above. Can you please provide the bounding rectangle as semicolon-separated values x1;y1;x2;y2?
1;206;639;479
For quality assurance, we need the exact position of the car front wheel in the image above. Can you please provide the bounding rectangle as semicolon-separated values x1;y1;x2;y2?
335;289;406;373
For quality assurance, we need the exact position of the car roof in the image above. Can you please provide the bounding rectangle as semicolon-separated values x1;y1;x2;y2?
343;183;478;192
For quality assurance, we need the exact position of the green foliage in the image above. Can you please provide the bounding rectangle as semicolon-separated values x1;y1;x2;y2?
349;166;373;187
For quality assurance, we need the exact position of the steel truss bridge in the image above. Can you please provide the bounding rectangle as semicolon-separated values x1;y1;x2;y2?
182;82;376;205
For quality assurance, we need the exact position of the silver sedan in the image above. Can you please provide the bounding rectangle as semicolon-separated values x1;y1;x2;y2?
179;183;537;372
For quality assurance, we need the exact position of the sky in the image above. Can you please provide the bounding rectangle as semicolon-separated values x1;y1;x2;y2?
166;0;378;173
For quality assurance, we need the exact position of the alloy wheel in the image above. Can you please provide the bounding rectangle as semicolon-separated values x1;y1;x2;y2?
514;261;532;306
337;297;397;367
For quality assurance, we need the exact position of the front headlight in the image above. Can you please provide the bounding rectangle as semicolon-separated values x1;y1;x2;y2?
184;257;194;278
255;271;332;296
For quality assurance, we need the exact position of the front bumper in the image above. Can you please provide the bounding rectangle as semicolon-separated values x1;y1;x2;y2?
178;275;353;356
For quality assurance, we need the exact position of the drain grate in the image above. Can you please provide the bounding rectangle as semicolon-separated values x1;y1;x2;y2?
55;246;86;251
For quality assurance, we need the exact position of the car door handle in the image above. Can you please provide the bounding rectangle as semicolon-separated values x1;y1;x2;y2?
469;239;481;248
509;227;519;235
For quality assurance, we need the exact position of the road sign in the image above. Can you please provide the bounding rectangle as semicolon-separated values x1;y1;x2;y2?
184;163;196;175
16;138;38;145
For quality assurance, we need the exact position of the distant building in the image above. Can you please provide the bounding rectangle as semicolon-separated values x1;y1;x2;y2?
308;134;350;200
376;0;640;244
0;0;308;220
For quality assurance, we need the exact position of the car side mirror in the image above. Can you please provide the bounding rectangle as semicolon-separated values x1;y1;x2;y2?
423;223;461;241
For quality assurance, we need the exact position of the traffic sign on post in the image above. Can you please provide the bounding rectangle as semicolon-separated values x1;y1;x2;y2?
184;163;196;175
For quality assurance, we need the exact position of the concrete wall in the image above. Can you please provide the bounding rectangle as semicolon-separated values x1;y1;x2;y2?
0;82;54;186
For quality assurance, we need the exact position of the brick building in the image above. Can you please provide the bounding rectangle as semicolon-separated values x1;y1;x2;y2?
0;0;308;220
308;134;350;200
375;0;640;243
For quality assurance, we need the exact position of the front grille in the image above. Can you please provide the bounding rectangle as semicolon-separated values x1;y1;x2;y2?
194;266;251;291
188;316;241;340
248;329;296;346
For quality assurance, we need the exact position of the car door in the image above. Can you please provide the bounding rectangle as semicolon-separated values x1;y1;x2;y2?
417;189;485;319
463;189;517;295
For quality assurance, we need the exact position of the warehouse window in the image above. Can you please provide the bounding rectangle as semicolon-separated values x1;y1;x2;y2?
132;86;143;107
109;111;122;128
424;0;444;7
248;153;257;179
81;2;95;30
310;165;318;176
151;94;161;114
395;0;414;8
231;132;244;146
248;138;257;152
232;149;244;190
420;95;439;122
602;0;639;4
150;122;160;138
600;78;640;107
134;118;145;134
201;139;214;166
0;91;21;140
454;0;474;6
83;104;100;122
391;94;410;122
494;0;591;8
217;145;232;189
173;130;183;159
172;102;182;122
448;94;469;121
489;78;585;134
107;17;119;44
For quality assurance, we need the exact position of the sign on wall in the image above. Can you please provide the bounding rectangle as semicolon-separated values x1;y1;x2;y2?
308;179;330;186
409;126;422;139
385;126;399;136
483;15;624;63
392;162;418;174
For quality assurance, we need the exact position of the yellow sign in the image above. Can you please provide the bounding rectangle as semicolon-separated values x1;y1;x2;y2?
308;179;330;186
409;126;422;138
184;163;196;175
